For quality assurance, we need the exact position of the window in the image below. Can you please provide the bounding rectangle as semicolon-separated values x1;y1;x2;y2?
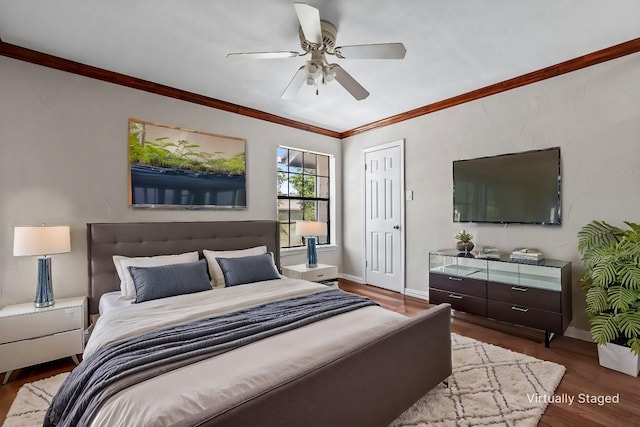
277;147;331;249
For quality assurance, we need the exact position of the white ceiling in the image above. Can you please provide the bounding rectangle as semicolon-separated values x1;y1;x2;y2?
1;1;638;133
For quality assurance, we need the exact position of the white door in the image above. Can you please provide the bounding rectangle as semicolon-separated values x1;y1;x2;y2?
363;141;404;292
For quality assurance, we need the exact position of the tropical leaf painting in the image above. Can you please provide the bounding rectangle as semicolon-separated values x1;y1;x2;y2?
128;118;247;208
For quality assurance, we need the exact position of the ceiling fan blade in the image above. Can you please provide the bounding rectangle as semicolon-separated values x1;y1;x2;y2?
336;43;406;59
332;65;369;100
281;65;307;99
227;51;300;60
293;3;322;45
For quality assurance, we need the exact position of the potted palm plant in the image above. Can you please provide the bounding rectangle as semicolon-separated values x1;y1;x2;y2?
577;220;640;376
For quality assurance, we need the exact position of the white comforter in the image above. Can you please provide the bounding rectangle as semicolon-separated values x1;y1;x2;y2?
87;278;407;426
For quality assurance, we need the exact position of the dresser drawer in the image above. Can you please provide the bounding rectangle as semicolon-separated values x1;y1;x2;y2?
487;300;562;333
429;273;486;298
430;288;487;316
0;329;84;373
487;281;561;312
0;305;83;343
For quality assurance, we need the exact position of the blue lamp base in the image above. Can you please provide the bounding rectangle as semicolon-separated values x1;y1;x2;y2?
35;257;55;308
306;236;318;268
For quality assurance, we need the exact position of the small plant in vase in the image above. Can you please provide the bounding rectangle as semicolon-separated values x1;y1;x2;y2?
455;230;474;253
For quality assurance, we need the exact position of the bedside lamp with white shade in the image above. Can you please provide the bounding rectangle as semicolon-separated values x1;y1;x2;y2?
13;225;71;308
295;221;327;268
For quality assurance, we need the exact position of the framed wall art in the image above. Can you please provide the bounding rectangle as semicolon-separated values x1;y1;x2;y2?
128;118;246;209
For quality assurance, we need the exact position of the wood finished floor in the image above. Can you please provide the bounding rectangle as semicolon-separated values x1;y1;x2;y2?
2;280;640;426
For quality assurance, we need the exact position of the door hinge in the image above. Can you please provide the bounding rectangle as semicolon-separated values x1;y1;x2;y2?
364;163;368;171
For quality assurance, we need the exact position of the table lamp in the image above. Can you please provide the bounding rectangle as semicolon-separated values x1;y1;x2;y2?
296;221;327;268
13;225;71;308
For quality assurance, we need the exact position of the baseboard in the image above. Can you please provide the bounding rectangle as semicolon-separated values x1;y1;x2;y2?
340;276;426;299
404;288;428;300
339;273;364;284
564;326;594;343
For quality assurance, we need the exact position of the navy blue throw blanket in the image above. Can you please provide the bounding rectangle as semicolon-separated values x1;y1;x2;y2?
45;289;377;427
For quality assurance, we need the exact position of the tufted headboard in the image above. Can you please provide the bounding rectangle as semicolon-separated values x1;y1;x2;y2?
87;221;281;317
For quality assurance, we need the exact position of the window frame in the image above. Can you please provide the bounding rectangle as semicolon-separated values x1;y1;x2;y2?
277;146;332;249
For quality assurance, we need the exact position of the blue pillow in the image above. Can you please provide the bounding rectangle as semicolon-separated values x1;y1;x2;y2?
128;259;212;303
216;253;281;287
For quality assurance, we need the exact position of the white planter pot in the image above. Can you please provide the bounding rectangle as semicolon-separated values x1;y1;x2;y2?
597;342;640;377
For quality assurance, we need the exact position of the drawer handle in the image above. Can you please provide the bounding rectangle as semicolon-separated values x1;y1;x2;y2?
511;286;528;292
317;274;324;277
447;276;463;281
511;306;529;313
448;294;463;299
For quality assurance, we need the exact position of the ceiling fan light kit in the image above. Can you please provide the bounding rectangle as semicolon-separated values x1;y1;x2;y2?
227;2;406;101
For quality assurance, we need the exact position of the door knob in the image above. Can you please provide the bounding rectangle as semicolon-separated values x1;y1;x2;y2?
393;225;400;230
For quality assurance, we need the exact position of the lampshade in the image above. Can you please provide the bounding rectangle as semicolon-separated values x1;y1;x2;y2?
295;221;327;237
13;226;71;257
13;225;71;308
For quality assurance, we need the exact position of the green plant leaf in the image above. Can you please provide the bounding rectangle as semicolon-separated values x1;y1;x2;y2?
577;220;620;257
628;337;640;356
619;265;640;290
585;286;609;314
590;261;618;287
623;221;640;235
580;275;592;293
590;313;619;345
618;312;640;339
607;285;635;312
455;230;473;242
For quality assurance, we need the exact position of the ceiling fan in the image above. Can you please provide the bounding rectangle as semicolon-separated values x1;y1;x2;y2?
226;2;406;101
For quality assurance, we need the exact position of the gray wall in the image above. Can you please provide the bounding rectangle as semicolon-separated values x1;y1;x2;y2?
0;56;341;306
342;53;640;335
3;50;639;338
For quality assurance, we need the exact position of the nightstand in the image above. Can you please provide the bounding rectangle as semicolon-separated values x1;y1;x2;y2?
0;296;86;384
282;263;339;285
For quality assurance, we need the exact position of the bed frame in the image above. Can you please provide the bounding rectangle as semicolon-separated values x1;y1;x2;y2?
86;220;451;426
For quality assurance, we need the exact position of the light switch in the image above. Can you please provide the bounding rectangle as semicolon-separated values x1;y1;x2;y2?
406;190;413;201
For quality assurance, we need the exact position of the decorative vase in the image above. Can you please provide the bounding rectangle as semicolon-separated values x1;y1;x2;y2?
456;241;474;253
597;342;640;376
306;236;318;268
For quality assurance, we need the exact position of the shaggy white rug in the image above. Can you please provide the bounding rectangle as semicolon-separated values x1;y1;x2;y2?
3;333;565;427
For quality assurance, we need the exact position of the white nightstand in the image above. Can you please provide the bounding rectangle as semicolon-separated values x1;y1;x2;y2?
282;263;339;285
0;296;86;384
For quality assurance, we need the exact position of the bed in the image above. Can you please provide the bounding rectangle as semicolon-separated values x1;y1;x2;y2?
48;220;452;426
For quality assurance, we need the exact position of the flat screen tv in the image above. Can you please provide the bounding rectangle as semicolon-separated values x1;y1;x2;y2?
453;147;561;225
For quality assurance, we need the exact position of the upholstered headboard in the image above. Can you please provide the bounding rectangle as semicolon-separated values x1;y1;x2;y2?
87;221;281;317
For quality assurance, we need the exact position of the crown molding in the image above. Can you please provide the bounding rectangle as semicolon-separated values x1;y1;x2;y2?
340;38;640;138
2;38;638;140
0;41;342;139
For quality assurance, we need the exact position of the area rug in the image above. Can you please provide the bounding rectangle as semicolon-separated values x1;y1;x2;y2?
3;334;565;427
391;333;566;426
2;372;68;427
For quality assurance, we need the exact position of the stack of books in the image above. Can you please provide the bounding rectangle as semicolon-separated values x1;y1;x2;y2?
480;247;501;260
510;248;544;264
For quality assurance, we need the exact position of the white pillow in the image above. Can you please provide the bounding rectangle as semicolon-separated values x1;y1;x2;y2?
203;246;267;288
113;251;199;300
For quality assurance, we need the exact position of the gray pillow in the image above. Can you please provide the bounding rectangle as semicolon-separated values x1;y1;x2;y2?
216;253;281;287
128;259;212;303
